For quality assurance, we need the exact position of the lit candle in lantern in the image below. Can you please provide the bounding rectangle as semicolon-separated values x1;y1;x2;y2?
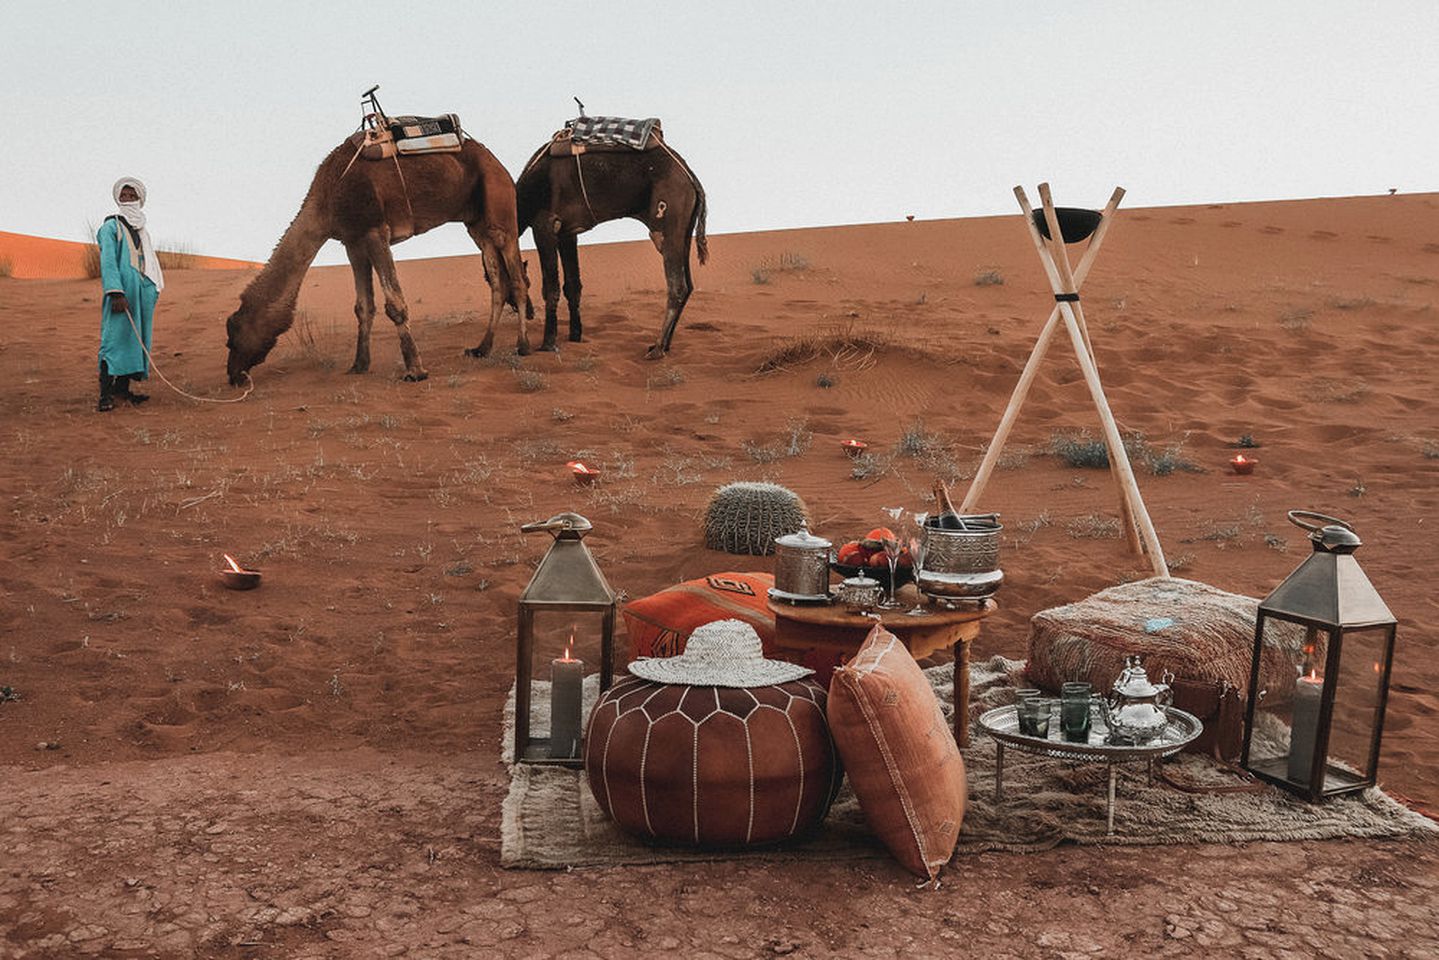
841;439;868;458
549;631;584;760
1287;668;1323;784
1230;454;1257;475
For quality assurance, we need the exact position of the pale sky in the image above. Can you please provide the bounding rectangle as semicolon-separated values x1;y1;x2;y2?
3;0;1434;266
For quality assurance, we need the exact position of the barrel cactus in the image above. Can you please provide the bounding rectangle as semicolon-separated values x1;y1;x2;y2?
703;482;810;555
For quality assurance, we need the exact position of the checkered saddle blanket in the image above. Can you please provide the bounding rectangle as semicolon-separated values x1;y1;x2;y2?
563;115;662;150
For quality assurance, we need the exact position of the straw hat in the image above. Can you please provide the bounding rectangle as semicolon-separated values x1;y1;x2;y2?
628;619;813;687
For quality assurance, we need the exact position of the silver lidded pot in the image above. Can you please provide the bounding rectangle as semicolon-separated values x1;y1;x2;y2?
769;524;833;604
1100;655;1174;744
836;573;883;613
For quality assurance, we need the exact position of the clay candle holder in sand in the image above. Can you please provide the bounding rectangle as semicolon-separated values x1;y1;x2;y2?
1230;454;1258;476
567;460;601;485
220;554;262;590
841;439;869;458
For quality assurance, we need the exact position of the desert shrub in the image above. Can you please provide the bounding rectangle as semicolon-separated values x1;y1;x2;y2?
1279;307;1313;331
1050;432;1111;469
515;369;547;393
157;244;200;270
750;252;810;285
646;366;685;389
0;256;14;279
756;323;890;375
974;268;1004;287
815;372;837;388
1066;515;1122;539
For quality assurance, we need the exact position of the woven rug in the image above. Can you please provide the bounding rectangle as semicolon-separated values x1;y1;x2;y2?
501;657;1435;868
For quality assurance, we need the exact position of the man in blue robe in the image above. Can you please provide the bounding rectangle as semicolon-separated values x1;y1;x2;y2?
97;177;164;411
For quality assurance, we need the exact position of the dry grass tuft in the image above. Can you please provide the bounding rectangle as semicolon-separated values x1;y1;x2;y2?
157;244;200;270
0;256;14;279
515;369;548;393
751;251;810;284
755;324;892;375
1066;515;1121;539
1279;307;1313;331
974;268;1004;287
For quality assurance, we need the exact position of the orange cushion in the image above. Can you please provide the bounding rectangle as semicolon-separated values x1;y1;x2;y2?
827;624;967;882
622;572;777;661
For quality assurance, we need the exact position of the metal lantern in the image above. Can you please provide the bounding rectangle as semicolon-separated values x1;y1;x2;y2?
515;511;617;766
1241;511;1397;801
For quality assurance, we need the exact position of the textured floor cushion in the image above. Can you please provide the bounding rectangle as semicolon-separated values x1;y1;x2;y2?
584;674;841;846
1025;577;1304;759
828;624;967;883
622;572;777;660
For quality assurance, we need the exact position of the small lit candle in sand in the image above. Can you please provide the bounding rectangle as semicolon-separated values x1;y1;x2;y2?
1230;454;1257;475
841;439;868;458
549;633;584;760
1287;669;1323;785
567;460;601;485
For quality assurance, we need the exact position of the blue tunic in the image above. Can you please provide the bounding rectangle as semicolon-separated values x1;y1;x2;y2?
97;216;158;378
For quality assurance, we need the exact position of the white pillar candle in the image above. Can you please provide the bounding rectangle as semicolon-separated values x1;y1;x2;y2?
549;648;584;760
1287;674;1323;785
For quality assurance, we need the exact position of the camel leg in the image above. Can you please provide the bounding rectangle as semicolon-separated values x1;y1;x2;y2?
646;224;693;359
497;231;532;356
345;244;376;375
363;234;427;382
532;225;562;351
559;234;584;343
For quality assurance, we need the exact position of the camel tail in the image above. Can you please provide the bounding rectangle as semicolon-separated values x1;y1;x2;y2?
693;176;708;266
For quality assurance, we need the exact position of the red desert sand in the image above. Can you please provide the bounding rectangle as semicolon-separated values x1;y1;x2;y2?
1;194;1437;956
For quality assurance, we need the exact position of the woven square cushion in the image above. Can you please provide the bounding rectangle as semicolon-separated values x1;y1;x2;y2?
1025;577;1303;758
828;623;967;883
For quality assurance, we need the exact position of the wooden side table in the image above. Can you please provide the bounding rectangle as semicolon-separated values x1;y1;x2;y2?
766;587;995;747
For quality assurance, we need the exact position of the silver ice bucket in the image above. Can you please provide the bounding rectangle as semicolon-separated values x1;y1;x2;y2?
918;514;1003;601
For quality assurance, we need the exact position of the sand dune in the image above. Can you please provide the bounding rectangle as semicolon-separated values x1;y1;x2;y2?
0;229;258;279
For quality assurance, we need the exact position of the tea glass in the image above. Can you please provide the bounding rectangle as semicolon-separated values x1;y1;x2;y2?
1061;681;1094;743
1017;695;1051;738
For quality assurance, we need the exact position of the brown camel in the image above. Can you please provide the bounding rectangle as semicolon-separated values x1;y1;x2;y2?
515;134;707;358
225;137;529;385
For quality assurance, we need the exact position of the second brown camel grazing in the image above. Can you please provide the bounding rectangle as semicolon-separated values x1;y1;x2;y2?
515;135;707;358
225;137;529;386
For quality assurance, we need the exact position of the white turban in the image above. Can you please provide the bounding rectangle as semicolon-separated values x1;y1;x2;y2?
113;176;164;293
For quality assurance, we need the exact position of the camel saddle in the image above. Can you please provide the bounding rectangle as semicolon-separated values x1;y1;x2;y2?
548;116;663;157
350;113;464;160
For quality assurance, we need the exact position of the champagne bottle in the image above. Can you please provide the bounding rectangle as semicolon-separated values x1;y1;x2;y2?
933;482;963;530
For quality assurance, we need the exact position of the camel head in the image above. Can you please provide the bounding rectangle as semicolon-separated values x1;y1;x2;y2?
225;305;282;386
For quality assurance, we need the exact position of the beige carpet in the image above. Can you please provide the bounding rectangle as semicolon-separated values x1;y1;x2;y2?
501;657;1436;868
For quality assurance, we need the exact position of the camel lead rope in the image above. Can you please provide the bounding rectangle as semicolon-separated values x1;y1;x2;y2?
574;153;597;227
120;306;254;404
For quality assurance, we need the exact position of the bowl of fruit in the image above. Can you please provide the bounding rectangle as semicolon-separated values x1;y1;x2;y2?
831;527;915;589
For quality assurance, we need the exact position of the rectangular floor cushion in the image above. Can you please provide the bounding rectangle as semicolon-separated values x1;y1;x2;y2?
621;572;844;676
623;573;778;661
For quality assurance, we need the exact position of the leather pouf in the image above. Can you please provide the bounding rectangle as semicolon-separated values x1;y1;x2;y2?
584;674;841;846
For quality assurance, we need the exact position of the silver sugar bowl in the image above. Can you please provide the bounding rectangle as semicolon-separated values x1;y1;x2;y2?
836;574;883;613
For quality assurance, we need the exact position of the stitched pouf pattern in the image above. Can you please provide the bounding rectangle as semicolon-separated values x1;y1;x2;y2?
584;675;842;847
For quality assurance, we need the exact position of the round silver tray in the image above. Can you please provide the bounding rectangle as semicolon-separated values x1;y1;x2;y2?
766;586;831;606
977;703;1202;762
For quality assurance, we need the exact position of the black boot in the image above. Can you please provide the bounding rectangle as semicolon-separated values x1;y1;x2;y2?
97;364;115;413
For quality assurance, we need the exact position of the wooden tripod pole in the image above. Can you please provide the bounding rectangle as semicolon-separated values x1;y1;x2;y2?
960;186;1125;516
1036;184;1143;557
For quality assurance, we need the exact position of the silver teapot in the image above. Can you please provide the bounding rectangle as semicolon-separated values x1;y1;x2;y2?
1100;656;1174;744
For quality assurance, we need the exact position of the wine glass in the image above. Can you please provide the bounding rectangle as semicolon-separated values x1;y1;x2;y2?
878;507;905;608
906;512;930;616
